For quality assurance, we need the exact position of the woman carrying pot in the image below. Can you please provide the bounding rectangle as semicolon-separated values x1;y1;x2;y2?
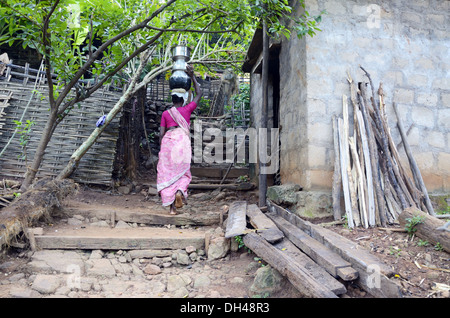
157;64;202;214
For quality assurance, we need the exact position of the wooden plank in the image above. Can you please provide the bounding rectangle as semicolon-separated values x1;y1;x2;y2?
243;233;339;298
332;116;342;221
266;212;358;281
266;199;403;298
246;204;284;244
35;227;205;250
274;239;347;295
225;201;247;238
61;207;220;226
338;117;354;228
188;182;255;191
190;166;249;179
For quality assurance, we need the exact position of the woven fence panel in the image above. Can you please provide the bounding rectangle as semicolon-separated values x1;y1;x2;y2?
0;80;122;185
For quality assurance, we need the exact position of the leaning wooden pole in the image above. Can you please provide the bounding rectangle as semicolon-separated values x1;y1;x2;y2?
258;21;269;208
393;103;435;216
57;50;151;180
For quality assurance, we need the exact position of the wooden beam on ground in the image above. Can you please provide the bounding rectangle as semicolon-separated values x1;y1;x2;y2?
34;226;205;250
190;166;249;179
266;212;358;281
266;199;403;298
188;182;254;191
246;204;284;244
61;207;220;226
225;201;247;238
398;207;450;253
243;232;339;298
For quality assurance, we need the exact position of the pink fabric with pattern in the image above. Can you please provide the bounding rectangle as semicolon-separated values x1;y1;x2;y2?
157;107;192;206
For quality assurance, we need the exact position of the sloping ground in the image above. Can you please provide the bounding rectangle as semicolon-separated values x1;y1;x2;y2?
0;183;449;298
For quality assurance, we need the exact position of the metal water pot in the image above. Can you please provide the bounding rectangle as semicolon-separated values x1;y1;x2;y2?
169;45;192;91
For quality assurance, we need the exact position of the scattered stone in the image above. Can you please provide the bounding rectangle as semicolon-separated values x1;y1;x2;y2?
173;287;189;298
147;187;158;196
230;277;244;284
67;218;83;226
207;237;230;260
118;256;127;263
29;250;85;274
90;220;110;227
32;274;61;294
118;185;131;195
194;275;211;289
248;265;283;297
267;184;302;205
9;287;41;298
176;251;191;265
72;214;85;221
167;275;189;292
115;220;131;229
89;250;104;260
186;245;196;254
189;252;198;262
143;264;162;275
87;259;116;278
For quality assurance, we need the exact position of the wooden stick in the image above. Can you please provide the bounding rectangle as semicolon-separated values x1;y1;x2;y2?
358;84;386;226
356;110;376;226
393;103;435;216
349;137;369;228
332;116;342;221
338;117;354;228
343;95;360;227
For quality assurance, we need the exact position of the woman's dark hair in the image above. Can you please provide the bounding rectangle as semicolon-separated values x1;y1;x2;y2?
171;94;184;104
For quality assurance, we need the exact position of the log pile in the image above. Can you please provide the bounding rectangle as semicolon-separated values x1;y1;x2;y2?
333;67;435;228
227;200;402;297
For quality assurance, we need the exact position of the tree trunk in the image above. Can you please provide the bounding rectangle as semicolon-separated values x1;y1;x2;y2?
20;109;58;191
398;207;449;253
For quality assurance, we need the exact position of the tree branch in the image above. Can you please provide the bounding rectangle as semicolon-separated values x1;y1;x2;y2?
42;0;61;110
54;0;177;109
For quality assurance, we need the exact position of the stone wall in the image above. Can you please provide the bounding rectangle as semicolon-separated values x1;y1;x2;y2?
275;0;450;193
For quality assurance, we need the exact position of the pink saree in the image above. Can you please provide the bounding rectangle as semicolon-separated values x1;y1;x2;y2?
157;107;192;206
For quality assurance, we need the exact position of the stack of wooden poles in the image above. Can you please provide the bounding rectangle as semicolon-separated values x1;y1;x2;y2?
332;66;435;228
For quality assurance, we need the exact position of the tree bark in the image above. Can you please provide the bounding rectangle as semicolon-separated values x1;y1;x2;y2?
21;108;58;190
398;207;449;253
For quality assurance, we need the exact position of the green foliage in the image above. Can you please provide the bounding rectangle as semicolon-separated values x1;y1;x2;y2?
226;83;250;125
234;235;246;249
197;98;211;116
417;239;429;247
404;214;425;238
248;0;326;39
13;119;35;161
434;242;443;252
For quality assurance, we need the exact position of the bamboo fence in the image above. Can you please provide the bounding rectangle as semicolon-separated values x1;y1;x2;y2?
0;63;123;186
333;67;435;228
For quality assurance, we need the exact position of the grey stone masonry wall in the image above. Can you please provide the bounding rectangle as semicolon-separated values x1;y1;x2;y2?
278;0;449;192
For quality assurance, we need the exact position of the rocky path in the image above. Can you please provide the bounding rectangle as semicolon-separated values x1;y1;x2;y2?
1;245;263;298
0;187;302;298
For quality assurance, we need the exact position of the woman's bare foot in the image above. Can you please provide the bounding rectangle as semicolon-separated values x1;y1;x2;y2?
175;191;183;208
169;203;177;215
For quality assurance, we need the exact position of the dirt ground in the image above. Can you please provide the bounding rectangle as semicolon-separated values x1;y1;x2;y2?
0;170;449;299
